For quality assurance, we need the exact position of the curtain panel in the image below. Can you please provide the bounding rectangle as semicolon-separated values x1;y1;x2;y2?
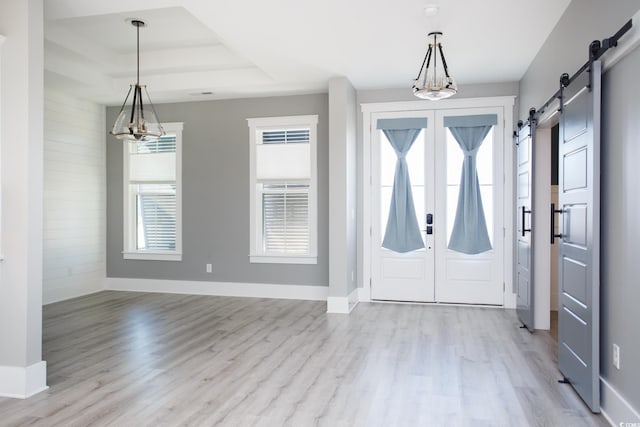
444;114;497;255
376;118;428;253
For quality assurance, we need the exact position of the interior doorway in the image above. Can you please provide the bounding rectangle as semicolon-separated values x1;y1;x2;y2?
530;116;560;331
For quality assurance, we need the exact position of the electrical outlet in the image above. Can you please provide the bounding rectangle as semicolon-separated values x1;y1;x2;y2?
612;344;620;370
206;263;212;273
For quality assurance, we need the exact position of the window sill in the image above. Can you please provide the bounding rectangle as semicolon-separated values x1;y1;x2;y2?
250;255;317;265
123;251;182;261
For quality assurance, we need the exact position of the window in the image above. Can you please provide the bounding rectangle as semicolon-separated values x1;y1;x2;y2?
123;122;183;261
248;115;318;264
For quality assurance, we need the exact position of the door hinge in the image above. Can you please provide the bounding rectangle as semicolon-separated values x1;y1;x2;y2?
503;282;506;292
370;226;372;236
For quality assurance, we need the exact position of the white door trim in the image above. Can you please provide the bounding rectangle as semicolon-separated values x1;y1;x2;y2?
361;96;516;307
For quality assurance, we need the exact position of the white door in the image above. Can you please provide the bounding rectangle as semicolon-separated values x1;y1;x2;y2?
371;108;504;305
371;111;435;302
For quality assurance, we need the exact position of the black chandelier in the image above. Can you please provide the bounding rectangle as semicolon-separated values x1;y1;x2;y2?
412;31;457;100
111;19;165;141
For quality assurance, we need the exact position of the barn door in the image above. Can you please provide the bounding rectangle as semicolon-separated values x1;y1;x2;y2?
516;121;535;331
556;61;601;412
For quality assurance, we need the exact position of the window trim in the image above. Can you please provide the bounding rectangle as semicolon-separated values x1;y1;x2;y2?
248;115;318;264
122;122;183;261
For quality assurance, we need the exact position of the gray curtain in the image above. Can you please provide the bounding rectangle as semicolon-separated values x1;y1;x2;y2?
377;118;428;253
444;114;497;254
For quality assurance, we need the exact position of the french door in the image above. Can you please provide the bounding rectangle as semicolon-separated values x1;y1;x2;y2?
371;108;504;305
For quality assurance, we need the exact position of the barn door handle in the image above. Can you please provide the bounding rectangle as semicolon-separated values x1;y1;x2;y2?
550;203;563;244
521;206;531;237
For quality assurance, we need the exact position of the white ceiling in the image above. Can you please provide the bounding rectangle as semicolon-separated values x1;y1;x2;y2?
44;0;572;105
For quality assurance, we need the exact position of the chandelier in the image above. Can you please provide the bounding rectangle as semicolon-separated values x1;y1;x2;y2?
111;19;165;141
412;32;457;100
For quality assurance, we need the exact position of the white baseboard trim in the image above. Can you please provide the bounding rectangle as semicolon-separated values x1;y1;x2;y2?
0;361;48;399
601;377;640;426
358;285;371;302
105;277;328;301
44;287;105;305
327;288;359;314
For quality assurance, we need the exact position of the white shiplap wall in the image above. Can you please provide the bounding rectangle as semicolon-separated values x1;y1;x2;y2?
43;90;106;304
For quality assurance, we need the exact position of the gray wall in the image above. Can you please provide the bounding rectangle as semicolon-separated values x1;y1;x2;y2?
519;0;640;117
356;82;520;105
519;0;640;418
601;43;640;414
106;94;329;287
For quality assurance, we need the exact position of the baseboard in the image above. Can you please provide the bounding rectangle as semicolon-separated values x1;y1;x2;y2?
601;377;640;425
43;286;105;305
327;288;359;314
0;361;48;399
503;288;516;309
348;287;359;311
358;285;371;302
105;277;328;301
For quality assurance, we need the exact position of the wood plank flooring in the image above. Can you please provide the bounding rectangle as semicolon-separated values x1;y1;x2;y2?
0;291;607;426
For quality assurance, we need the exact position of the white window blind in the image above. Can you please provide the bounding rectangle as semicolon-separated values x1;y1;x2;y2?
123;123;183;261
255;143;310;180
262;185;309;253
135;184;176;251
248;115;318;264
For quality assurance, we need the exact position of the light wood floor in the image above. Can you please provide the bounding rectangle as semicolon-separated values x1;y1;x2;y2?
0;291;607;426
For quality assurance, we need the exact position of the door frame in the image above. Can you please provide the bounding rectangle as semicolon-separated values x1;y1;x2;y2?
515;108;558;330
360;96;516;306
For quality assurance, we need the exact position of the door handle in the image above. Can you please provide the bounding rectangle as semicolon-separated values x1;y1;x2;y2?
521;206;531;237
550;203;563;244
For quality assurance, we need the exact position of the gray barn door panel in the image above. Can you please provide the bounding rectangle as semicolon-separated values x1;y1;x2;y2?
516;122;534;331
557;61;601;413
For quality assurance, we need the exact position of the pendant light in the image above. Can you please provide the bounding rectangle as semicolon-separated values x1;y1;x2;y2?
111;19;165;142
412;31;457;100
